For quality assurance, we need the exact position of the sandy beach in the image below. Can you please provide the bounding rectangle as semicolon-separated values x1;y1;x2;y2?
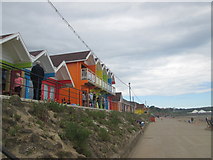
129;115;212;158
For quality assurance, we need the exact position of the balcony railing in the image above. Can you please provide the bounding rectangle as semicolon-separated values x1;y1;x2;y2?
81;68;115;95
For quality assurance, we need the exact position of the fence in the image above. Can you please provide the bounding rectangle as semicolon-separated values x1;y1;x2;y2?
0;61;123;111
1;61;81;105
81;68;116;95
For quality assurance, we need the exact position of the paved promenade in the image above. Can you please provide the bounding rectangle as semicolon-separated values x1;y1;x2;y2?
129;117;212;158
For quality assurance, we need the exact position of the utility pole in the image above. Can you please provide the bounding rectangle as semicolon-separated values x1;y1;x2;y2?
129;82;132;112
129;82;131;102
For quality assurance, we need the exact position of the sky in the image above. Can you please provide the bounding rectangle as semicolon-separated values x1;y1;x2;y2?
2;1;212;108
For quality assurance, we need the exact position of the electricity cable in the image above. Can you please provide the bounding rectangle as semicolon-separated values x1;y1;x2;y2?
48;0;143;103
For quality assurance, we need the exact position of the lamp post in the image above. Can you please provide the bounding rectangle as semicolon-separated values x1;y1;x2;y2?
129;82;131;102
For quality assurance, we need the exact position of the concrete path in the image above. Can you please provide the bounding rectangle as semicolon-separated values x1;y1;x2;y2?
128;117;212;158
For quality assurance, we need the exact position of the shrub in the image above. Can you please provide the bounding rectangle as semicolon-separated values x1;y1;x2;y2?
80;116;95;127
113;129;124;136
8;125;20;136
98;128;110;141
63;122;91;156
47;101;65;112
109;111;121;127
56;151;73;158
127;126;136;133
14;114;21;121
9;95;22;107
125;112;136;125
31;103;48;122
36;120;44;127
87;110;106;121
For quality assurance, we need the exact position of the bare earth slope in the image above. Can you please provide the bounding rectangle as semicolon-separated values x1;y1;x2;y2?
129;117;212;158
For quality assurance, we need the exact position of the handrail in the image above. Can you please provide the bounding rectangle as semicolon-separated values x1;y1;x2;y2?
81;68;115;95
1;62;82;92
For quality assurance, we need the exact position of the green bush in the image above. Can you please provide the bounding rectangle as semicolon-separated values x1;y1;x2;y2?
31;103;48;122
47;101;65;112
127;126;137;133
80;116;95;127
9;95;22;107
109;111;121;127
113;129;124;136
98;128;110;141
125;112;136;125
36;120;44;127
87;110;106;121
14;114;21;121
8;125;20;136
63;122;91;156
56;151;73;158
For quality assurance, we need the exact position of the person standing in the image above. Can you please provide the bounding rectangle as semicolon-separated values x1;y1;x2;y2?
14;73;23;97
101;97;105;109
1;69;7;93
89;92;93;107
191;117;194;123
97;96;101;108
82;91;86;106
30;61;44;100
93;93;96;108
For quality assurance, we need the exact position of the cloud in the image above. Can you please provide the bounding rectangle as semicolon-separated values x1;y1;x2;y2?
114;49;211;96
2;2;211;99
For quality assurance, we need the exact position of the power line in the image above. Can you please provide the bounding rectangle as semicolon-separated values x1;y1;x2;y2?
48;0;92;51
47;0;143;104
131;89;143;104
114;74;129;87
48;0;130;87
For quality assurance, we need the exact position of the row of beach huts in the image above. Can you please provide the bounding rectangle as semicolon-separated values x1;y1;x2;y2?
0;32;148;114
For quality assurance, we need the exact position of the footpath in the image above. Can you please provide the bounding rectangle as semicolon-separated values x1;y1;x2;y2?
128;117;212;158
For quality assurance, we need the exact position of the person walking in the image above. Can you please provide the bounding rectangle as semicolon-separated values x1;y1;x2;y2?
30;61;44;100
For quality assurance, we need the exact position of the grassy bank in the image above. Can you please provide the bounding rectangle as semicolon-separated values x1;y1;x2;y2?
2;95;150;158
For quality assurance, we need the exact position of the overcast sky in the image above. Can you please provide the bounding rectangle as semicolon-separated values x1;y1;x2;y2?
2;2;211;108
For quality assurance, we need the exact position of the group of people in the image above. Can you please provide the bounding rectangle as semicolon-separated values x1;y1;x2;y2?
13;61;44;100
82;91;106;109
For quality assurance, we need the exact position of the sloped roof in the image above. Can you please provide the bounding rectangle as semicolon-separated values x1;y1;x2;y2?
50;50;90;67
30;50;44;57
112;92;122;101
123;98;130;104
29;50;55;74
135;104;146;109
1;32;32;68
0;33;13;39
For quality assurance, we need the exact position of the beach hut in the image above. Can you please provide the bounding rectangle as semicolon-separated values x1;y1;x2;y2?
1;33;32;97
